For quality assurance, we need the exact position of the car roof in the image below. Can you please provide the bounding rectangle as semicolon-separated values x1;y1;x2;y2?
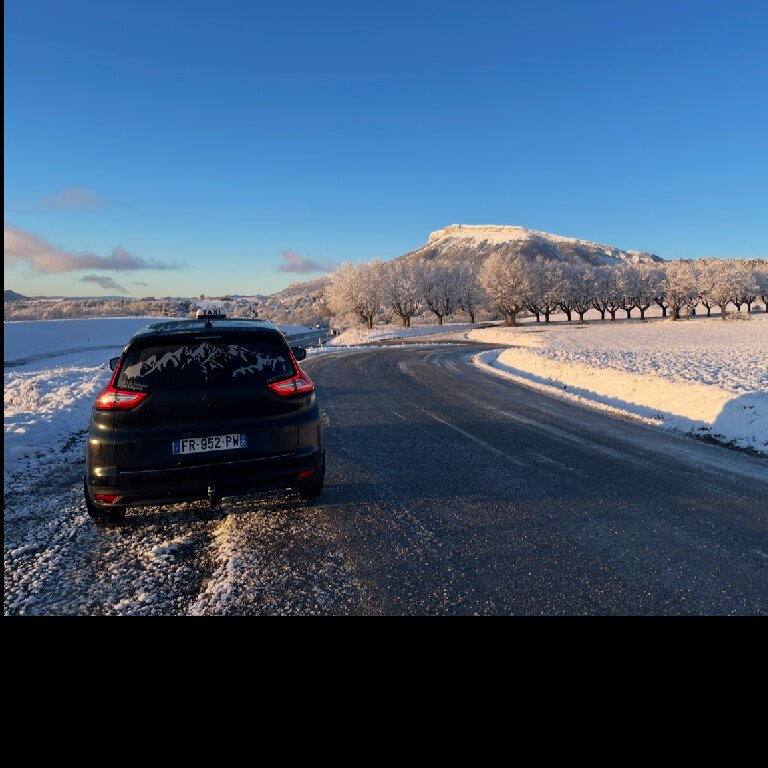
125;318;284;347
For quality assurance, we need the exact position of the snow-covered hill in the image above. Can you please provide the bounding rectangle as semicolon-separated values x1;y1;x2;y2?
408;224;662;268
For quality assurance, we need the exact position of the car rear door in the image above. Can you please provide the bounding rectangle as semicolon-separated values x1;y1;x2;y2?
112;331;302;471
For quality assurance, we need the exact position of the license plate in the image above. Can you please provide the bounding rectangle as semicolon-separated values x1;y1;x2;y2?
172;433;248;455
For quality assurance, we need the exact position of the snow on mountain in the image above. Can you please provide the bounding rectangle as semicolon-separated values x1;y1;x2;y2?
412;224;662;268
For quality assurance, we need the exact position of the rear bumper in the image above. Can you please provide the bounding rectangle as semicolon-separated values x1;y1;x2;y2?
86;448;324;509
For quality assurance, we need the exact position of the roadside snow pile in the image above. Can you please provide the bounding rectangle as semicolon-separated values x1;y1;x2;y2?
4;361;110;475
469;315;768;454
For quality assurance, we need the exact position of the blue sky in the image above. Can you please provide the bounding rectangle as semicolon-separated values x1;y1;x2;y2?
4;0;767;298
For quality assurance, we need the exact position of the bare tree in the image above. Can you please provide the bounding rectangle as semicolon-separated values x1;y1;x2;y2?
479;252;529;326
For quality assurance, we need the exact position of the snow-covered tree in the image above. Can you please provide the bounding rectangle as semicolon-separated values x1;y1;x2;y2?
683;262;702;315
383;260;420;327
633;264;661;320
454;264;485;323
662;261;698;321
559;263;593;323
419;261;459;325
732;262;760;312
701;259;757;319
697;260;717;316
326;260;383;329
754;263;768;309
479;252;529;326
616;263;639;319
592;265;621;321
526;257;561;323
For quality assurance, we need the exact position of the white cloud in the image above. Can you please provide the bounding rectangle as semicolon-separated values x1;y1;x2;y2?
4;224;178;273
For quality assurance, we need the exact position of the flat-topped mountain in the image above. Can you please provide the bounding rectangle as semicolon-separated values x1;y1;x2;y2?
404;224;662;268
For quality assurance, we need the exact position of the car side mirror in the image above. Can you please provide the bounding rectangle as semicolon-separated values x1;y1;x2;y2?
109;356;120;371
291;346;307;361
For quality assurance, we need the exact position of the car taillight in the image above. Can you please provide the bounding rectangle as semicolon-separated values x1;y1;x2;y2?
268;370;315;397
95;384;148;410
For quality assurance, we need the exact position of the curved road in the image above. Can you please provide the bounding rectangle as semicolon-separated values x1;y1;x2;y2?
303;343;768;615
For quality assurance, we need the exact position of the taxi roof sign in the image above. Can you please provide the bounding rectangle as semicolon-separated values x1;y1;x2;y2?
196;308;227;320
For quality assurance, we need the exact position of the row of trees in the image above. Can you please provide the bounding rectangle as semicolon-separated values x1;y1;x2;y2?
326;256;768;328
326;259;486;328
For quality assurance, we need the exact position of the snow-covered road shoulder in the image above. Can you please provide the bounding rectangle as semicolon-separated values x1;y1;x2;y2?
474;348;767;454
470;316;768;456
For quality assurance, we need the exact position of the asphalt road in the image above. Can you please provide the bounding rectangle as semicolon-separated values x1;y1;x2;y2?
301;343;768;615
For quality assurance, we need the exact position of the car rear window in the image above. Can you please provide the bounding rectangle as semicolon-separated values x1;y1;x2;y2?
117;336;295;392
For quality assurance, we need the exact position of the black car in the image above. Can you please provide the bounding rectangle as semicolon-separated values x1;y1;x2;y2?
84;312;324;525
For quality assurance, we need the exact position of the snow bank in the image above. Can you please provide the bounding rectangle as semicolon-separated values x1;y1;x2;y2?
469;315;768;454
474;348;767;454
